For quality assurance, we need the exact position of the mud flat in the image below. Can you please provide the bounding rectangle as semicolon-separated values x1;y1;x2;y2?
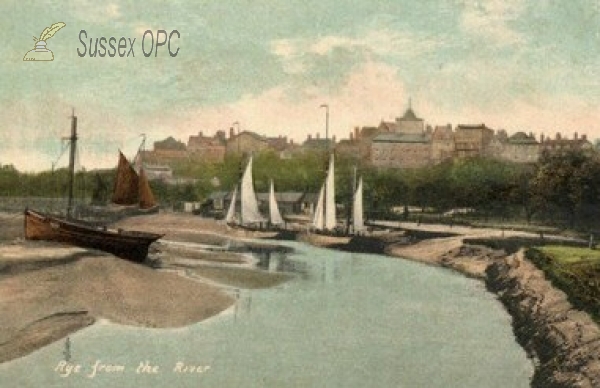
0;211;295;364
0;245;235;364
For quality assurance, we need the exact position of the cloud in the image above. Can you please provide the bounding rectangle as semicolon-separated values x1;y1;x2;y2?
70;0;122;23
270;29;443;75
459;0;527;46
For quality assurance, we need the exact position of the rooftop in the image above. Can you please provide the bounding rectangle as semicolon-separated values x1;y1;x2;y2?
373;132;429;144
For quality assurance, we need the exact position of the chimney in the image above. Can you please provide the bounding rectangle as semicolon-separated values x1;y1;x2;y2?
308;134;312;141
354;126;360;141
332;135;336;144
556;132;561;140
229;127;235;138
582;134;587;141
316;133;320;139
350;132;354;141
574;132;578;140
541;133;545;143
199;131;203;137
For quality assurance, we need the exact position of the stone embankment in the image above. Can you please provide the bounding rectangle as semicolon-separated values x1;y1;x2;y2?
439;245;600;388
485;253;600;387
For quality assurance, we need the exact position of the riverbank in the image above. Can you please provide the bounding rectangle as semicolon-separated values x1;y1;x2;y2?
0;212;293;364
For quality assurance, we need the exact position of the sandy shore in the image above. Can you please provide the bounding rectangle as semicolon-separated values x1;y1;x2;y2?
0;211;293;364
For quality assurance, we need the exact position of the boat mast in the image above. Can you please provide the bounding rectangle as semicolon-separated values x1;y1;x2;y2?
346;165;357;235
135;133;146;171
320;104;329;230
66;109;78;218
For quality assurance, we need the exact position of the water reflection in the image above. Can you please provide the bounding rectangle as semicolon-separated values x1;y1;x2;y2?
254;251;308;278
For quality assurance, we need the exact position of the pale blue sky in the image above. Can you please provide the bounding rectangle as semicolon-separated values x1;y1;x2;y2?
2;0;600;170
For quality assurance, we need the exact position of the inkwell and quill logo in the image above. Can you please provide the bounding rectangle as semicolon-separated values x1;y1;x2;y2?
23;22;66;61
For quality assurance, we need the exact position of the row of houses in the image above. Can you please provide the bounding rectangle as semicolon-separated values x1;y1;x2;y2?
142;102;595;172
142;128;299;165
337;104;593;168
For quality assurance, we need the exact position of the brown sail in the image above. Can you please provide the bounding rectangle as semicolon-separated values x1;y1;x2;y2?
111;151;139;205
138;167;157;209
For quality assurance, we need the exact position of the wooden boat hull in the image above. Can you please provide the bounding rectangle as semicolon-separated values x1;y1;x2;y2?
24;209;163;263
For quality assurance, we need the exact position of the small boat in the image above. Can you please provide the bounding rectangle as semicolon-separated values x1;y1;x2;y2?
225;156;266;229
24;110;163;263
268;179;285;227
312;153;338;233
352;176;365;234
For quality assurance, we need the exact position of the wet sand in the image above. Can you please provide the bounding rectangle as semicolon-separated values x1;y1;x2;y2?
0;211;292;364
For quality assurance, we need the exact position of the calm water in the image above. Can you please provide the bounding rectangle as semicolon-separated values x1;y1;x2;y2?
0;242;533;387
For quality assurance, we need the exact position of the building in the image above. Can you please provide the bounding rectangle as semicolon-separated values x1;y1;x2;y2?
498;132;540;163
142;136;187;163
370;102;431;168
187;131;227;163
371;132;431;168
256;192;306;215
226;129;272;155
540;132;593;154
144;164;173;180
301;133;334;152
377;100;425;135
454;124;494;158
430;124;454;164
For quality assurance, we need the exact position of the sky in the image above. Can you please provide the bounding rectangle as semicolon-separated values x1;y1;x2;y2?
2;0;600;171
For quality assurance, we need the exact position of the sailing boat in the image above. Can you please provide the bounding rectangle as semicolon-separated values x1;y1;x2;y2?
110;150;159;214
352;176;364;234
312;154;337;232
225;186;238;224
24;110;163;263
225;156;265;227
268;179;284;227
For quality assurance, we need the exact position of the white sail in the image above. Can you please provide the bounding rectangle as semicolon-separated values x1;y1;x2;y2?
225;186;238;224
240;156;265;224
353;176;364;233
324;154;336;230
312;184;325;230
269;179;284;225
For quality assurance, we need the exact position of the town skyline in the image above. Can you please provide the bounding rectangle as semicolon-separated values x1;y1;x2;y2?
2;1;600;171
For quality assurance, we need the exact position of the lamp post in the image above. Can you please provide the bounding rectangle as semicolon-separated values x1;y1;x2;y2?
320;104;329;149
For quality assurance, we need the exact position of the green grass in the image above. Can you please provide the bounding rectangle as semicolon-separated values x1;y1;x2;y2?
538;245;600;264
527;246;600;323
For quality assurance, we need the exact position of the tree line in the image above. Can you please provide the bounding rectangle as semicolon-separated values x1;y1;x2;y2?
2;149;600;230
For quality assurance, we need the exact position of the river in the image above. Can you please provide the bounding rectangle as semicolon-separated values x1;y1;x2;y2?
0;241;533;387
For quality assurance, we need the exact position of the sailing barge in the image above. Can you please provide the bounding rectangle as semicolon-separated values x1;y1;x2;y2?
24;110;162;263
